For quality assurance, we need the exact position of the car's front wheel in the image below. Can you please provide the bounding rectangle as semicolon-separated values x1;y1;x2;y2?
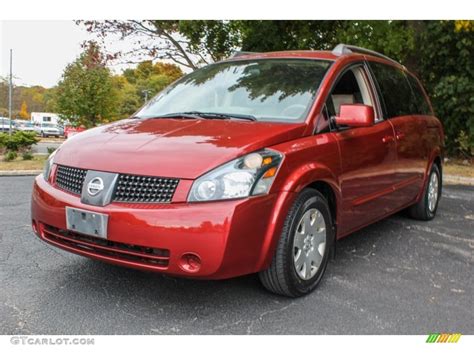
259;188;334;297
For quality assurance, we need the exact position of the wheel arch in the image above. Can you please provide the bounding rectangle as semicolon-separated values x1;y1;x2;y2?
256;163;341;271
417;148;443;202
305;180;338;228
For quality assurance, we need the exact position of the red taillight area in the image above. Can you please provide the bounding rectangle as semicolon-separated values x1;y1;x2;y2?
179;253;202;273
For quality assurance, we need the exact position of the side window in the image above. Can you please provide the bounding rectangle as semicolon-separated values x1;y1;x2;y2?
406;74;432;115
369;62;413;118
328;67;372;116
319;66;376;132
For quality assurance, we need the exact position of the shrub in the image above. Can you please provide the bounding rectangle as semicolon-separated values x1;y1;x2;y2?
455;130;473;158
3;151;18;162
0;133;6;155
47;147;56;156
0;131;39;152
22;151;34;160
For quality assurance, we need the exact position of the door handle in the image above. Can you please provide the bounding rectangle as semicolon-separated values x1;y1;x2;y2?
396;131;405;140
382;135;394;143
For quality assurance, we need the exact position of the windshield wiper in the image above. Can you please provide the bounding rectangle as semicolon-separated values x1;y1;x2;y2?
154;111;257;121
153;112;204;120
187;111;257;121
136;111;257;121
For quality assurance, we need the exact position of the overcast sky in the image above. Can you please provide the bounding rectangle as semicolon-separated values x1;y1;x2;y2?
0;21;136;88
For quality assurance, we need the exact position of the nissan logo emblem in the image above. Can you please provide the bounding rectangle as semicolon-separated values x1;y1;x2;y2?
87;177;104;196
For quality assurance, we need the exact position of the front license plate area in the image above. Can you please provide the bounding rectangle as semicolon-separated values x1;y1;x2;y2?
66;207;108;239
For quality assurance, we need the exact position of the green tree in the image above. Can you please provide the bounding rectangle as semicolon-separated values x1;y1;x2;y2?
55;42;118;127
111;61;183;119
415;21;474;154
111;75;141;119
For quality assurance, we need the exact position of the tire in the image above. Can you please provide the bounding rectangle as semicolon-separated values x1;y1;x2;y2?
259;188;334;297
407;164;441;221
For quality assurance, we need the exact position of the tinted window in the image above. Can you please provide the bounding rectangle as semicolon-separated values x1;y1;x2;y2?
406;74;432;115
369;62;413;118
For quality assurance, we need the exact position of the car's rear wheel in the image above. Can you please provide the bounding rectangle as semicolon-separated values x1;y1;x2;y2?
407;164;441;220
259;188;334;297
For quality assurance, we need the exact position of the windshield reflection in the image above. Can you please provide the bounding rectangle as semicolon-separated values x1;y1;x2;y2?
137;59;331;123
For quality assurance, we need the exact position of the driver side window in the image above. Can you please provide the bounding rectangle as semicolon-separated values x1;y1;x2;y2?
319;65;377;132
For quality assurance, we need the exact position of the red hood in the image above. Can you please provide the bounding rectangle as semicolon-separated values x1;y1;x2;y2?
54;118;306;179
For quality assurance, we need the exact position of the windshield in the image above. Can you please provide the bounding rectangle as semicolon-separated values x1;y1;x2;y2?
136;59;332;123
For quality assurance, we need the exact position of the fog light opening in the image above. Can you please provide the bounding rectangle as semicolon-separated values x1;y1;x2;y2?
179;253;202;273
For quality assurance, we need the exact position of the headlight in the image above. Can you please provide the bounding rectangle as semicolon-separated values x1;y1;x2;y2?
43;149;57;182
188;150;283;202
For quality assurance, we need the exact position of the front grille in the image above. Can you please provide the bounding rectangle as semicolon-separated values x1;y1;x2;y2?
54;165;179;203
55;165;87;195
112;174;179;203
41;224;170;268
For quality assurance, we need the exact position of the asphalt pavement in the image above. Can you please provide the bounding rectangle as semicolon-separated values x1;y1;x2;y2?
0;176;472;335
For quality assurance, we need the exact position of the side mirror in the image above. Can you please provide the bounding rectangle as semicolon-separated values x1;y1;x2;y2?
335;104;375;128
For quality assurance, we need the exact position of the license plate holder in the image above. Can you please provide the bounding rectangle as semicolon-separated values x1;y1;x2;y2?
66;207;108;239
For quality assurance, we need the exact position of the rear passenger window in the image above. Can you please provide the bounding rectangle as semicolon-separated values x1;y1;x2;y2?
406;74;432;115
369;62;413;118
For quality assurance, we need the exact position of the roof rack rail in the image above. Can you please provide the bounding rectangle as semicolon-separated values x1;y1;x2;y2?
230;51;259;58
332;44;403;68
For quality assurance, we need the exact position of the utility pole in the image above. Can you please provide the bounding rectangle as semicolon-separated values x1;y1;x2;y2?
142;89;151;104
8;49;13;136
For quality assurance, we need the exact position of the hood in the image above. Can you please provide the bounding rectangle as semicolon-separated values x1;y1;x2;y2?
54;118;306;179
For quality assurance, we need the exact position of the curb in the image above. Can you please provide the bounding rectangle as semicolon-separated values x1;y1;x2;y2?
0;170;42;176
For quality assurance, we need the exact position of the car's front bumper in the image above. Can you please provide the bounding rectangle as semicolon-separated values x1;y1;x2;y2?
31;175;292;279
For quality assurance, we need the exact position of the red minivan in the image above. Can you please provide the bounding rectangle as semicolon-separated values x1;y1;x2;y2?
31;45;444;297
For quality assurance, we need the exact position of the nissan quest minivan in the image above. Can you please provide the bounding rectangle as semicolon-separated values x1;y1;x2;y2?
31;44;444;297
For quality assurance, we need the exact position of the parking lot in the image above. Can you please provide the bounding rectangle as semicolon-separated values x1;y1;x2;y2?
0;176;472;335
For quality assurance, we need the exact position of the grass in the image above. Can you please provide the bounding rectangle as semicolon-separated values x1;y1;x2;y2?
444;160;474;178
39;137;65;143
0;154;47;171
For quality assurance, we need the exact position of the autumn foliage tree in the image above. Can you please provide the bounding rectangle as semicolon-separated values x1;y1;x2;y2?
55;42;117;127
19;101;29;119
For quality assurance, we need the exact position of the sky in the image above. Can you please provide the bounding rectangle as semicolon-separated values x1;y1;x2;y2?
0;20;136;88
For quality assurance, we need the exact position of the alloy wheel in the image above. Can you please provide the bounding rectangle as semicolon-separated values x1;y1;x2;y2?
293;208;327;280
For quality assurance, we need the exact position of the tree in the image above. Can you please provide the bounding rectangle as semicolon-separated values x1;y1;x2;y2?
55;42;118;127
111;61;183;119
334;21;416;65
80;21;209;70
415;21;474;155
19;101;29;119
110;75;141;119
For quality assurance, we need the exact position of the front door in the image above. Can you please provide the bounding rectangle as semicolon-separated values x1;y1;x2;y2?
325;64;398;235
